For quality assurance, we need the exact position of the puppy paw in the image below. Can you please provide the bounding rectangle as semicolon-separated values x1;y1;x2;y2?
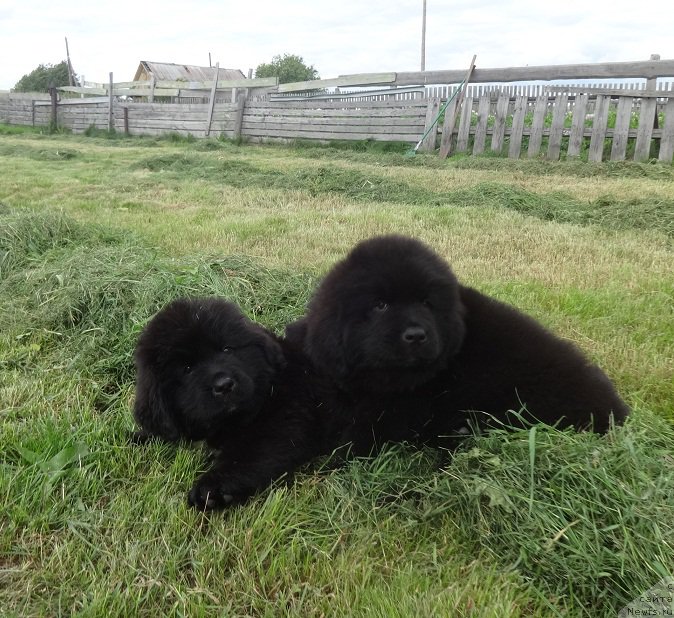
187;474;239;511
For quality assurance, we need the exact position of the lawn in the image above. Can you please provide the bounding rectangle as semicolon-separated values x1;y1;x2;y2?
1;126;673;617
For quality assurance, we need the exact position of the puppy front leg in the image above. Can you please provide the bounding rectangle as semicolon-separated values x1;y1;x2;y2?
187;423;318;511
187;457;248;510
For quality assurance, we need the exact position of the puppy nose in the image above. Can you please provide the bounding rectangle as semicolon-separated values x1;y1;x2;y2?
212;376;235;395
402;326;427;344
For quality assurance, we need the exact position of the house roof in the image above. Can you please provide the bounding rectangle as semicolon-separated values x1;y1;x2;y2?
133;61;245;83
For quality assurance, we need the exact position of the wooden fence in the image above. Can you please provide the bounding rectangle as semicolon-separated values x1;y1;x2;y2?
2;58;674;163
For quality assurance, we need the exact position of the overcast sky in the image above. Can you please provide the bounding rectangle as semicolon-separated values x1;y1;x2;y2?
1;0;672;90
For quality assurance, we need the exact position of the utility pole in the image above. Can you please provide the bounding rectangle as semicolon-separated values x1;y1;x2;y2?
421;0;427;71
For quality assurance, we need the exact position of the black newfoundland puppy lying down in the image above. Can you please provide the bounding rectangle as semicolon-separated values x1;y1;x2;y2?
133;297;322;510
286;235;629;455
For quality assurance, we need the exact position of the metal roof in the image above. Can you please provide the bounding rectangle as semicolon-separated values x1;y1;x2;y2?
133;61;245;82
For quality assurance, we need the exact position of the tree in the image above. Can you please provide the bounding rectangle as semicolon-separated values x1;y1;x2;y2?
13;61;77;93
254;54;319;84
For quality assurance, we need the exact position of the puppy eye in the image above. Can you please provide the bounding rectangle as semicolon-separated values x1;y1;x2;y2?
184;365;192;374
374;301;389;312
223;347;233;354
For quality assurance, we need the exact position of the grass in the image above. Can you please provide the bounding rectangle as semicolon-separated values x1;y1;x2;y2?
1;125;673;616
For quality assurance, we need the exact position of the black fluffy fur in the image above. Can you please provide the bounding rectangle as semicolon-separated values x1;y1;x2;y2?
286;235;629;455
133;297;322;510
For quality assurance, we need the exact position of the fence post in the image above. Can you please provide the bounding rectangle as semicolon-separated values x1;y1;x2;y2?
233;93;246;141
123;106;129;135
49;84;58;131
205;62;220;137
108;72;114;132
630;54;661;162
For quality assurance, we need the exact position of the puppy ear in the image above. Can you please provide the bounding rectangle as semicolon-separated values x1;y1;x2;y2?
304;312;348;379
261;333;287;372
284;317;307;345
133;364;180;442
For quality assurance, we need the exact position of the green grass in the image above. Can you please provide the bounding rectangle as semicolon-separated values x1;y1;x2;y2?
1;127;673;616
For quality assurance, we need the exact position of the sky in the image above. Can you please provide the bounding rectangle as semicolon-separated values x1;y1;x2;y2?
1;0;673;90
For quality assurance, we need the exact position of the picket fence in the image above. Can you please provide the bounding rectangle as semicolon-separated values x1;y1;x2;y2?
2;58;674;163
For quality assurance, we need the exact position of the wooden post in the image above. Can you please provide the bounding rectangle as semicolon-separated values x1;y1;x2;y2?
632;54;661;161
49;84;58;130
123;106;129;135
647;54;660;129
244;68;253;100
108;72;114;132
149;75;156;103
233;93;246;141
65;37;75;87
205;62;219;136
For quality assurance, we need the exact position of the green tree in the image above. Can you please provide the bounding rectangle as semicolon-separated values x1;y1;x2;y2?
254;54;319;84
13;61;76;93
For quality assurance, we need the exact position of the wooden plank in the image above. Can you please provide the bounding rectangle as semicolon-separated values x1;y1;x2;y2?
588;95;610;162
270;86;424;102
508;94;528;158
245;107;426;120
658;98;674;162
394;58;674;86
527;95;548;158
490;92;510;154
547;86;669;98
439;54;476;158
240;127;418;142
242;120;422;135
634;97;657;161
277;72;396;93
567;93;589;158
455;97;474;153
418;97;441;152
471;95;490;154
247;98;428;110
242;115;423;128
546;93;568;160
610;97;634;161
437;95;459;157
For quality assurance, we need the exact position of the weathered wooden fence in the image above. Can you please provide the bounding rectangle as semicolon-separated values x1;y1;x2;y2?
436;88;674;163
2;58;674;163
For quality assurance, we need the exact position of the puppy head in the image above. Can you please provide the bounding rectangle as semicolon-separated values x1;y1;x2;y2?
133;297;285;442
302;235;466;392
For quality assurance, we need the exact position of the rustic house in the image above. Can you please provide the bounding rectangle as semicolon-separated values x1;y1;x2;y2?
133;61;244;83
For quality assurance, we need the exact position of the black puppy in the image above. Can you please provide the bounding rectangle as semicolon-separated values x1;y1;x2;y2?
287;235;629;454
133;297;322;509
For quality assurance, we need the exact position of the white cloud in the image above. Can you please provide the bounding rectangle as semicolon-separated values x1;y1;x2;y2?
1;0;672;90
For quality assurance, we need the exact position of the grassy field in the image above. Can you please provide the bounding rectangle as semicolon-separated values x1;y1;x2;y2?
1;126;673;617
